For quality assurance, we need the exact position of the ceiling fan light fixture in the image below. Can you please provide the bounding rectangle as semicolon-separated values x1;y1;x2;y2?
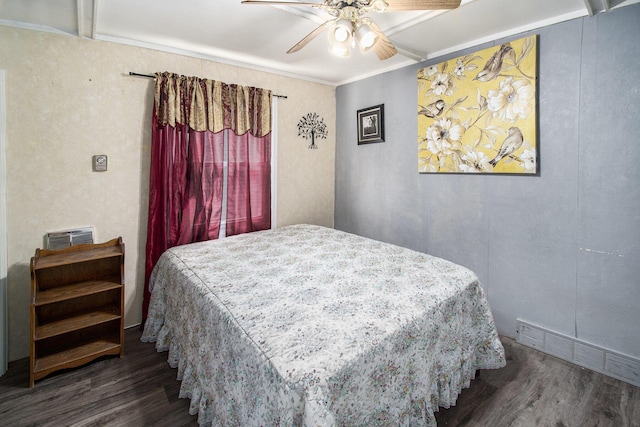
354;23;377;52
329;18;353;45
247;0;463;60
329;44;351;58
334;26;350;43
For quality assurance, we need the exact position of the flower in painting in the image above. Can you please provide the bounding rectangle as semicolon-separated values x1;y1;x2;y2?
431;73;455;96
487;77;534;122
460;149;493;173
520;148;536;173
418;154;440;173
425;118;465;156
426;65;438;77
453;54;480;80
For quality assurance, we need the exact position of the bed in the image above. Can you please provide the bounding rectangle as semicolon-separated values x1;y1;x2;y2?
141;224;505;426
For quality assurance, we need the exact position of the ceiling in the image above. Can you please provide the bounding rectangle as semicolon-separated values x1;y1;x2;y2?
1;0;638;85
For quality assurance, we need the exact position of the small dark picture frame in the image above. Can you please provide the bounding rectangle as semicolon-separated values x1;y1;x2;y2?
357;104;385;145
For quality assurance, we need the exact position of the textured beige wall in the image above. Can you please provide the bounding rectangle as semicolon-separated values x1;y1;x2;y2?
1;26;335;361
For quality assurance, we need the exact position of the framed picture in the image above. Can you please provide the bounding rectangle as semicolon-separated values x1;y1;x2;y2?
357;104;385;144
417;35;538;174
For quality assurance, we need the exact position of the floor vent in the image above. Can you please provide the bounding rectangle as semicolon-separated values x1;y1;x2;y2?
516;319;639;387
45;227;94;250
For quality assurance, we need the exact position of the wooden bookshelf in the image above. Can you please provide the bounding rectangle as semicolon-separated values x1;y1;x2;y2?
29;237;124;387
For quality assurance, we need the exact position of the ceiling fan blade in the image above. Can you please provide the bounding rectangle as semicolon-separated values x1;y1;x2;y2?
241;0;323;6
384;0;461;11
368;20;398;60
287;20;336;54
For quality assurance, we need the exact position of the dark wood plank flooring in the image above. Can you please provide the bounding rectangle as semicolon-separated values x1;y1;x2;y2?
1;328;638;426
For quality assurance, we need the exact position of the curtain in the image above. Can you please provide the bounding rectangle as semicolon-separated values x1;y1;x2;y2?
226;132;271;236
142;72;272;323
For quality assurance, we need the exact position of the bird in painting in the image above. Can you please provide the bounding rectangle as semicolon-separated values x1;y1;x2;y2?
490;126;523;166
418;99;445;118
474;43;514;82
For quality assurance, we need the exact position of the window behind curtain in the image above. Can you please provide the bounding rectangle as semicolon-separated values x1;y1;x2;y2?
219;130;271;238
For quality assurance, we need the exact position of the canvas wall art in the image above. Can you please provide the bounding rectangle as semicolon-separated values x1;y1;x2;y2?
417;35;537;174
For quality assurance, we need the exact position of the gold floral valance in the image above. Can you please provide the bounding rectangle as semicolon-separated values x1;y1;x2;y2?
153;72;272;137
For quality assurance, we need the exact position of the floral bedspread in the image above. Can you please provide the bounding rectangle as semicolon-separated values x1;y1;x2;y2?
142;224;505;426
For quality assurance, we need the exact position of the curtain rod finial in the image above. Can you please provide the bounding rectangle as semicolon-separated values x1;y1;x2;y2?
129;72;156;79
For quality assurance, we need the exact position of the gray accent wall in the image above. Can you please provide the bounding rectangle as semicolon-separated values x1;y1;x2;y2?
334;5;640;359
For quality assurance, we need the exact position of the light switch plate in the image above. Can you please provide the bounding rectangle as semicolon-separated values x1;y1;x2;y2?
93;154;107;171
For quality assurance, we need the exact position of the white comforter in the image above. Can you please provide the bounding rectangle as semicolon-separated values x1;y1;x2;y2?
142;224;505;426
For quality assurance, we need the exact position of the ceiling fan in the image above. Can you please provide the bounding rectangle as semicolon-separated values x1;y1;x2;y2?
241;0;462;60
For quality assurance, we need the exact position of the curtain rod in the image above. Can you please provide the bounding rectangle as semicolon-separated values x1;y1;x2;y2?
128;72;287;99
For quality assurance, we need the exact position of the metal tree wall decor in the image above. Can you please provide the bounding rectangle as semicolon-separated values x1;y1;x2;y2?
298;112;328;149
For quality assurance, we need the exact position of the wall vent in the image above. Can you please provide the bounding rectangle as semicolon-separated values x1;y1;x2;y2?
45;227;94;250
516;319;639;387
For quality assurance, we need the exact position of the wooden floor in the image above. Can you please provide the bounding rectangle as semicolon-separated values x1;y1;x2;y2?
1;328;638;426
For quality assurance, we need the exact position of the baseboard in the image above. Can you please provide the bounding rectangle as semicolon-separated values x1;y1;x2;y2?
516;319;639;387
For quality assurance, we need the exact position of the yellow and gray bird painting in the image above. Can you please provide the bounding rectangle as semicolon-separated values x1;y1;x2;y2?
474;43;514;82
490;126;523;166
417;35;537;174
